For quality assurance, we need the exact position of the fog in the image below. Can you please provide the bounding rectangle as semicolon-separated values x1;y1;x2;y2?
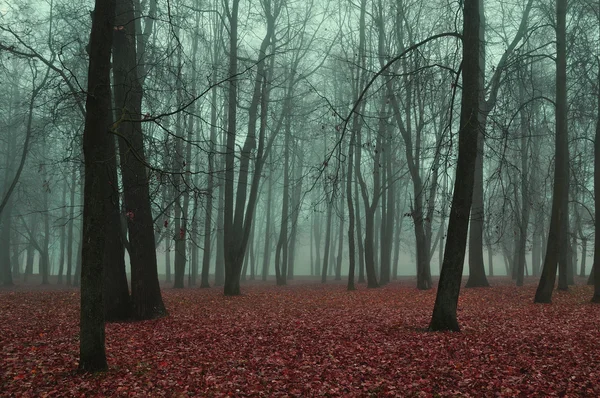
0;0;598;292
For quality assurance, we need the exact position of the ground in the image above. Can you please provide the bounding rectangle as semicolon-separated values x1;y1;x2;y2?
1;277;599;397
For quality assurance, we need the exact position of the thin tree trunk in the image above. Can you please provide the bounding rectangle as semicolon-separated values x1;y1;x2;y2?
535;0;568;303
321;199;333;283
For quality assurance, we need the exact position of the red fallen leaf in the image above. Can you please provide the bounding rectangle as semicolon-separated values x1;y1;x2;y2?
2;280;600;396
179;228;185;239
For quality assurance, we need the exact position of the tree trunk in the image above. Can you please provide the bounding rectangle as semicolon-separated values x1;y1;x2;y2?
321;200;333;283
580;239;587;277
429;0;480;332
535;0;568;303
465;0;489;288
275;109;291;285
79;0;114;371
41;174;51;285
347;128;357;291
261;162;273;281
516;81;531;287
66;165;77;286
103;134;132;322
57;180;67;284
355;178;365;283
287;156;303;280
112;0;166;318
335;190;345;281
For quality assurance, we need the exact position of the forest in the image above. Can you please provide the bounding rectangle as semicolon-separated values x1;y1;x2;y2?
1;0;600;395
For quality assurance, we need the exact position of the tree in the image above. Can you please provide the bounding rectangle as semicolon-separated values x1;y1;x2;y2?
79;0;115;373
112;0;166;318
429;0;480;332
466;0;534;288
534;0;569;304
223;0;279;295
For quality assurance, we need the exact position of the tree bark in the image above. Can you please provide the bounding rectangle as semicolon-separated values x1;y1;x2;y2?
79;0;115;372
103;134;132;321
429;0;480;332
112;0;166;318
535;0;568;303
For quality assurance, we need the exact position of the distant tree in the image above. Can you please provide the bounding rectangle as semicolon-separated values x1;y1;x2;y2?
429;0;480;332
534;0;569;303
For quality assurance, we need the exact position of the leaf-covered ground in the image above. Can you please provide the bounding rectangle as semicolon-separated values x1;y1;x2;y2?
1;278;600;397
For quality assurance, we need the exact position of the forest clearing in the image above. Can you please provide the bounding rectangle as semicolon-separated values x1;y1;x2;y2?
1;278;599;397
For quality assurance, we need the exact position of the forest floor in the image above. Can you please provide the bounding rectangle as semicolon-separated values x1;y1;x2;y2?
1;276;599;397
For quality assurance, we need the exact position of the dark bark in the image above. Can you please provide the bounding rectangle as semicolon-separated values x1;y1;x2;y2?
534;0;568;303
112;0;166;318
429;0;480;332
465;0;488;288
468;0;533;286
79;0;115;372
223;0;277;295
103;134;132;322
580;238;587;277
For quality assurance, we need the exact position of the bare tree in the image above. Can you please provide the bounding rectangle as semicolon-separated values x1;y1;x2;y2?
429;0;480;332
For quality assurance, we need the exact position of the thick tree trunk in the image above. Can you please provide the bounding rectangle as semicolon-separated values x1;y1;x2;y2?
466;8;489;286
79;0;114;371
429;0;480;332
113;0;166;318
103;134;132;322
